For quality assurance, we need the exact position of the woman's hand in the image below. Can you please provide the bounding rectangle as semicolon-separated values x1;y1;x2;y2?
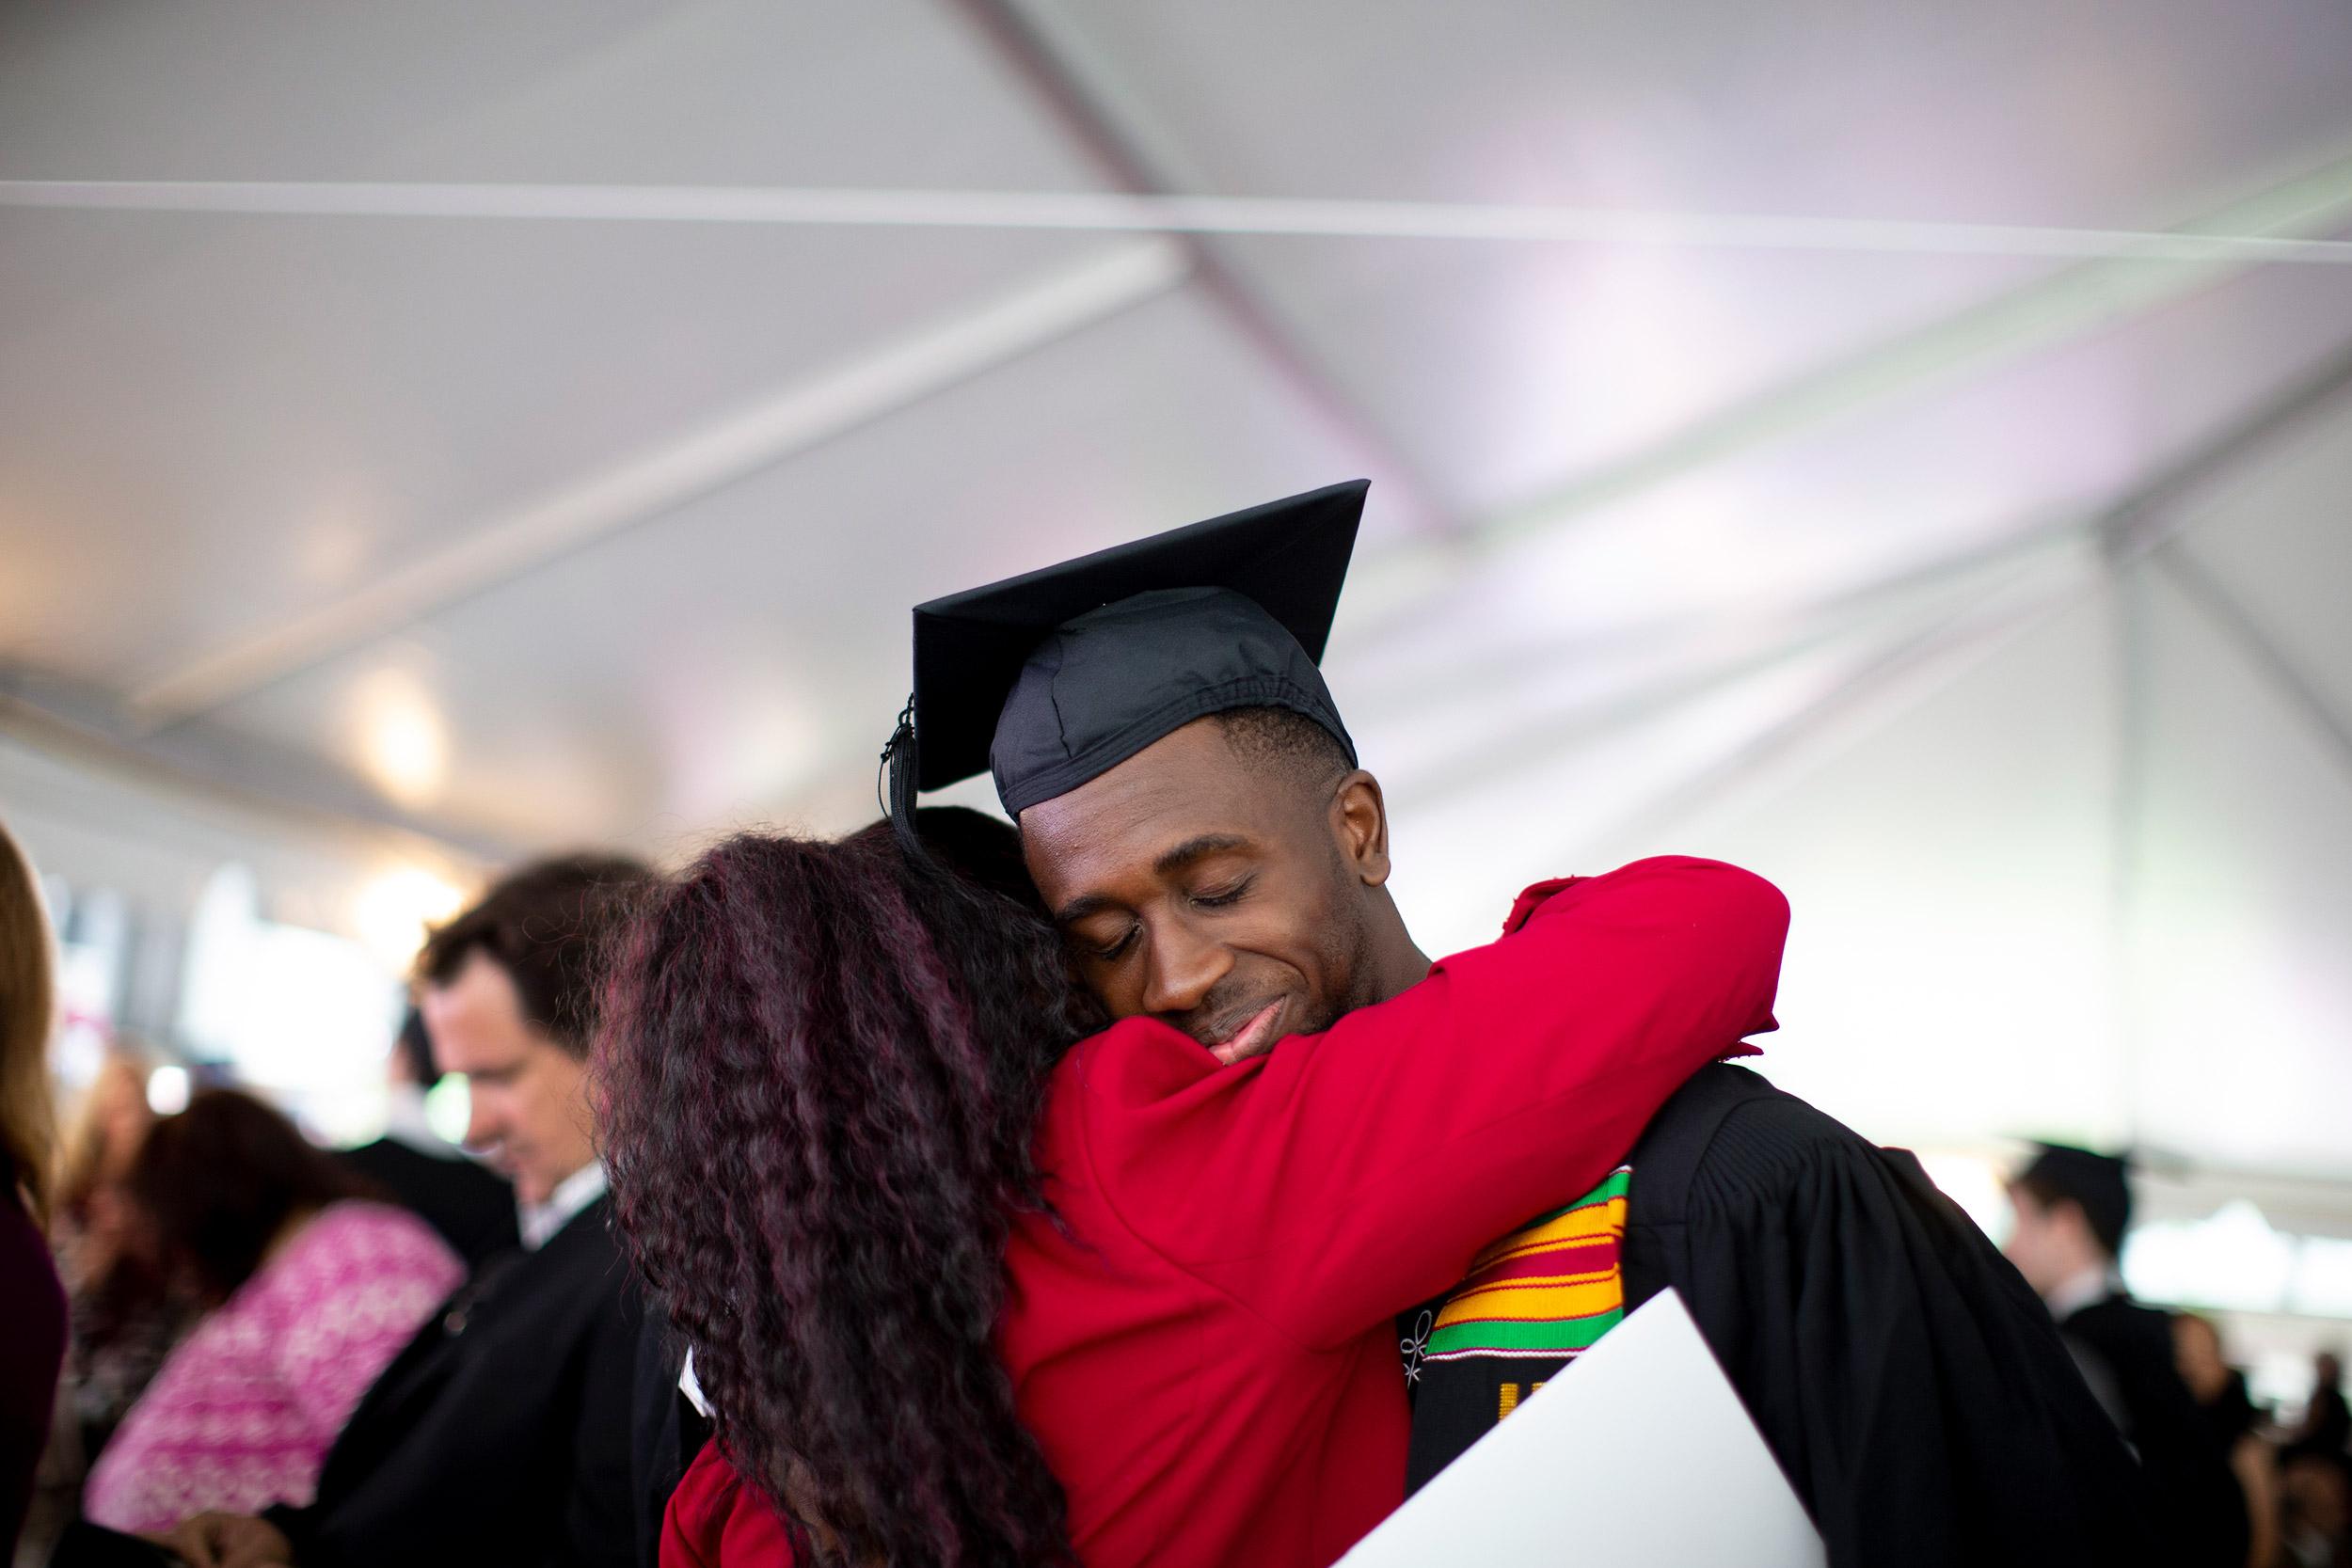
162;1513;294;1568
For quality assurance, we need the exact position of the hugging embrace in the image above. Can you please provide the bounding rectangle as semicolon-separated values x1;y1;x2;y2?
599;483;2171;1568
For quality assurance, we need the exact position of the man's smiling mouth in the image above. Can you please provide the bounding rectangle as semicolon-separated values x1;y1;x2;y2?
1206;999;1287;1067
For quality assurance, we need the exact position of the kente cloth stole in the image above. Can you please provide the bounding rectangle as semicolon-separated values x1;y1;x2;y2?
1424;1164;1630;1362
1398;1164;1631;1493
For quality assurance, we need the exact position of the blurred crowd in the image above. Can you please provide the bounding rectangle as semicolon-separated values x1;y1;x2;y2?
7;806;2352;1568
5;833;693;1568
1988;1142;2352;1568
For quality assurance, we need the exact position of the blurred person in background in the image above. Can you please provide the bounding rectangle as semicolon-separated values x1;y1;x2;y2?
336;1008;516;1269
2281;1449;2352;1568
1;819;66;1561
51;1050;158;1293
160;854;657;1568
2175;1311;2281;1568
51;1050;184;1436
2009;1144;2249;1565
76;1089;461;1537
23;1047;193;1564
2289;1354;2352;1463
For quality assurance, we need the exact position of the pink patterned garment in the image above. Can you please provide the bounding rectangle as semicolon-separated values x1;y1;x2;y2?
84;1199;465;1534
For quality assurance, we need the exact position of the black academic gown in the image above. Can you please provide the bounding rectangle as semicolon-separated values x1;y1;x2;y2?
628;1316;710;1568
1409;1064;2170;1568
1621;1065;2173;1567
336;1138;519;1269
264;1196;640;1568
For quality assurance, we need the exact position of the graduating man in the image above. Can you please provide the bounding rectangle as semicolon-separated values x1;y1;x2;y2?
892;481;2166;1566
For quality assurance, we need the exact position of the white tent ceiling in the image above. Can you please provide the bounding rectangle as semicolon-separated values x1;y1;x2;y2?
3;0;2350;1168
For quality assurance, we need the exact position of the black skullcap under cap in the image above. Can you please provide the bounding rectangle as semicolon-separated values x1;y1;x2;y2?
903;480;1366;816
2018;1143;2134;1258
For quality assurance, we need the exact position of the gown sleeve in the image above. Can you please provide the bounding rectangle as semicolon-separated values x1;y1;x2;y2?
1081;854;1788;1350
1623;1068;2172;1568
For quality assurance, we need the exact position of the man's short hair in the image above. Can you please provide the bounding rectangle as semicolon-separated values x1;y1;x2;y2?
417;854;656;1059
1214;705;1354;793
2014;1142;2132;1259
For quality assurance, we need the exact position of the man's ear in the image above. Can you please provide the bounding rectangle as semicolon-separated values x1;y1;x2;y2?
1332;770;1392;888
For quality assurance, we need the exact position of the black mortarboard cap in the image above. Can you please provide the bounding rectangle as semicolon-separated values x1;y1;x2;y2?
894;480;1367;820
2018;1143;2134;1258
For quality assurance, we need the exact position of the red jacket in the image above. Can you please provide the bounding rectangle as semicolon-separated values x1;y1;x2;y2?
665;856;1788;1568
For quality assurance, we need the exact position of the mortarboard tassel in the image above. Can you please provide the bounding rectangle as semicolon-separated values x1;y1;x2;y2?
880;695;930;864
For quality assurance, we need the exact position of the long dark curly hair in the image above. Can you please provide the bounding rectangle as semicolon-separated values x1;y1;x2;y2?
597;809;1102;1567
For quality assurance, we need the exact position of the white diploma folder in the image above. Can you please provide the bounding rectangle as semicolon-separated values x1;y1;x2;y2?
1337;1288;1827;1568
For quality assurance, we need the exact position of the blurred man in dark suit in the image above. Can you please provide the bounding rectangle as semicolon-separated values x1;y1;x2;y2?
2008;1144;2249;1568
163;856;666;1568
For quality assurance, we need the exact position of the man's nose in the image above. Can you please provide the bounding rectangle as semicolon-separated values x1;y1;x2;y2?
1140;915;1232;1018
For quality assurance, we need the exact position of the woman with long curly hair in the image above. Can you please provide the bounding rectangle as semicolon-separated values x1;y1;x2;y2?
600;796;1788;1568
599;809;1094;1567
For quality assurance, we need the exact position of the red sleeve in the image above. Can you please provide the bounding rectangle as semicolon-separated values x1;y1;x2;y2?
1077;855;1788;1349
662;1441;798;1568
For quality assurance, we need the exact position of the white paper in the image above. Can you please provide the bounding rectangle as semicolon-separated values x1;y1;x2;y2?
1338;1288;1827;1568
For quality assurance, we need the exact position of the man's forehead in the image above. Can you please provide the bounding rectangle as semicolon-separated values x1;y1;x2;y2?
1020;723;1270;891
421;955;541;1059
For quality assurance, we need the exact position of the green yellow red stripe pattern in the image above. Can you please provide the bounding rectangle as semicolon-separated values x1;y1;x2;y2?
1424;1165;1629;1362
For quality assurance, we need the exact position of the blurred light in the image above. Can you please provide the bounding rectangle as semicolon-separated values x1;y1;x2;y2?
2252;1352;2319;1422
356;868;466;971
176;862;405;1145
1917;1151;2012;1245
46;878;128;1091
2289;1238;2352;1318
146;1064;190;1115
423;1073;472;1147
177;863;263;1060
354;670;449;808
2123;1200;2299;1313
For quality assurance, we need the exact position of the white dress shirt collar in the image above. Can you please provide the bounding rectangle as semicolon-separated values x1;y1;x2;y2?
2043;1262;2118;1322
518;1162;608;1251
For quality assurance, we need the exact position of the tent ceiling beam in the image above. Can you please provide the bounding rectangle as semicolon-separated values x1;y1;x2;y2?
2155;546;2352;774
1532;329;2352;851
937;0;1461;531
2100;335;2352;565
1476;150;2352;554
0;665;513;866
124;238;1189;724
5;181;2349;263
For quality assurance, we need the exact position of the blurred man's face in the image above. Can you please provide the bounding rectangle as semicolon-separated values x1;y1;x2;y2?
2002;1187;2103;1298
421;951;595;1205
